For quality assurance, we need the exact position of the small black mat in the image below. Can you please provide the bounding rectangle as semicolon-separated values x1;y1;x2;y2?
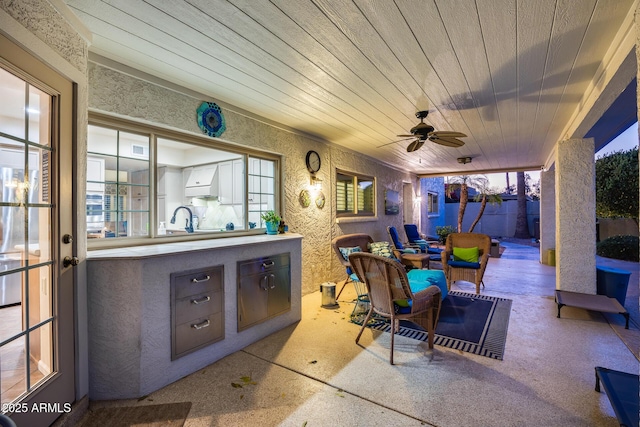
353;291;512;360
78;402;192;427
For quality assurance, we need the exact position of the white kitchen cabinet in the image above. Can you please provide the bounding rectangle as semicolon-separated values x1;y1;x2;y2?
218;159;244;205
87;156;105;192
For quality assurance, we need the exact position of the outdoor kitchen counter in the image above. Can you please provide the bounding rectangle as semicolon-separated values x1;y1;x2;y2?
86;233;303;400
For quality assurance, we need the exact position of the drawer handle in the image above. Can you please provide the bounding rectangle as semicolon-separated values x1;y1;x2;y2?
191;295;211;305
262;260;275;268
191;319;210;330
191;275;210;283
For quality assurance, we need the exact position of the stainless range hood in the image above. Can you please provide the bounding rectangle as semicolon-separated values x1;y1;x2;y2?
185;164;218;198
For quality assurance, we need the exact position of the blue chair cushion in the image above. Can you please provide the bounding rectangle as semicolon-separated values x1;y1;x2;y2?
387;226;405;250
401;248;418;254
427;252;442;261
413;239;429;251
339;246;362;261
447;260;481;269
410;238;444;257
407;269;448;300
395;270;447;313
394;299;413;313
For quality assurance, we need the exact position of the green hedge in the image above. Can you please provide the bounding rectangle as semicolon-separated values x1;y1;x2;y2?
596;235;639;262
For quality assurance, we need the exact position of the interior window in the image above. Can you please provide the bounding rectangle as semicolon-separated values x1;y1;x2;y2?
86;125;150;238
157;137;245;235
86;120;279;244
336;170;375;217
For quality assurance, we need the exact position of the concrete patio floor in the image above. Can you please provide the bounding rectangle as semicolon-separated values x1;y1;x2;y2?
72;242;639;427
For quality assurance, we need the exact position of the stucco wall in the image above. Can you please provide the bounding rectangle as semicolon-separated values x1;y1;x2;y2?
556;138;597;293
88;62;419;295
420;177;446;239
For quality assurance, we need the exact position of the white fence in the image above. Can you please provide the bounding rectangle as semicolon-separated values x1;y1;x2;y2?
444;200;540;238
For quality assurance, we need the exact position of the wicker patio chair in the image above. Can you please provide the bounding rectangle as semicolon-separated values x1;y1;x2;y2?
331;233;374;313
441;232;491;294
348;252;442;364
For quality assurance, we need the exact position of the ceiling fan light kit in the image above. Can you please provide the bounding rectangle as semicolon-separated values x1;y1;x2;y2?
457;156;472;164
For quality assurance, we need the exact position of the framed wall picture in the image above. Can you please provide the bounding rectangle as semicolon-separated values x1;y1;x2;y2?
385;189;400;215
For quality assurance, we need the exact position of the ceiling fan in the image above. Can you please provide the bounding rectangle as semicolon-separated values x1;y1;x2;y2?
381;110;467;152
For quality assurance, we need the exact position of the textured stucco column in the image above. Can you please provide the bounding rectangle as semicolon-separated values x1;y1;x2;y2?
555;138;596;293
539;169;556;264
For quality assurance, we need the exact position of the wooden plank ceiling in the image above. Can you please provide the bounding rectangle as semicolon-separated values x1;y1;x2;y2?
65;0;636;176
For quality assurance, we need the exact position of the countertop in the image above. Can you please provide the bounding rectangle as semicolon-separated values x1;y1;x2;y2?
87;233;303;260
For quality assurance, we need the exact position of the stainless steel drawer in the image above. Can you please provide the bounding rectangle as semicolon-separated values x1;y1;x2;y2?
174;312;224;357
175;289;223;325
173;267;222;299
171;265;225;360
238;253;290;276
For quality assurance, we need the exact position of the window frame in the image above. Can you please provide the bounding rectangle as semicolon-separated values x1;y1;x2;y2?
335;169;376;219
87;113;282;249
427;191;439;216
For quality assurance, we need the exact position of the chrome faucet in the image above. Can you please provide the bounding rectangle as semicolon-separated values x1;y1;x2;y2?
170;206;194;233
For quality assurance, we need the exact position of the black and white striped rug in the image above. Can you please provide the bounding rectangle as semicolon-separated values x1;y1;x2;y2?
353;291;512;360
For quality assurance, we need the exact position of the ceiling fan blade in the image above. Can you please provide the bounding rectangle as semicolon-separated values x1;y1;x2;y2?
396;134;415;138
377;137;413;148
430;131;467;138
406;139;425;152
428;136;465;147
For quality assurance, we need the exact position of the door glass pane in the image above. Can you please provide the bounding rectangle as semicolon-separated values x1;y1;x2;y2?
28;85;50;146
1;336;27;405
29;323;51;385
26;265;52;324
0;69;26;140
29;146;50;204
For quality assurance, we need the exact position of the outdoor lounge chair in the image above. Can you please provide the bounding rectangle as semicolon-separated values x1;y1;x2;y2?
348;252;442;364
441;232;491;294
404;223;443;261
387;226;430;270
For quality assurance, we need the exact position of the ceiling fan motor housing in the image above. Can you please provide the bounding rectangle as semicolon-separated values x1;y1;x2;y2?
410;122;435;136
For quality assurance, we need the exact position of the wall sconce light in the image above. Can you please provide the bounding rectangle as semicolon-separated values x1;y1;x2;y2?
310;175;323;190
457;156;472;165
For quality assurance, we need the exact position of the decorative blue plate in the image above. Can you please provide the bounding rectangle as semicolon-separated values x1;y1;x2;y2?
197;102;226;137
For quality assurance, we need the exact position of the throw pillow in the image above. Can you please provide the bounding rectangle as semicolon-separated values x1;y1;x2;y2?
369;241;394;258
453;246;479;263
339;246;361;261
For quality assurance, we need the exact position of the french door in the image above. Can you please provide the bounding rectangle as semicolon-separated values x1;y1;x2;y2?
0;34;75;426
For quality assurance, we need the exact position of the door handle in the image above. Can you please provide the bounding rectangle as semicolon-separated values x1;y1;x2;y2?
63;256;79;267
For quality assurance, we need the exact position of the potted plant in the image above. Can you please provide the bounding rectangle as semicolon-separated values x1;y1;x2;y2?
261;210;281;235
436;225;455;244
